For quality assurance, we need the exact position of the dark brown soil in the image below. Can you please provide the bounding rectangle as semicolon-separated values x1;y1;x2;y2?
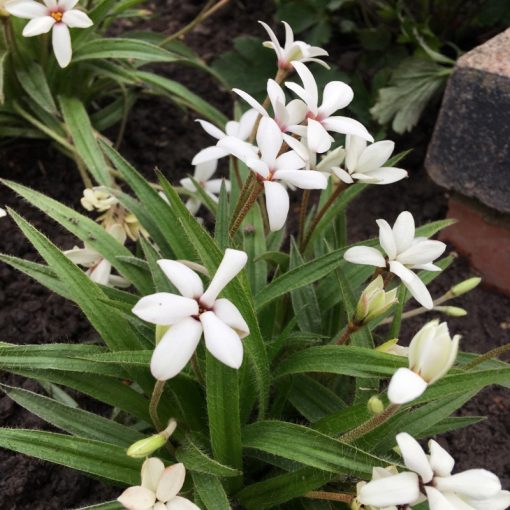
0;1;509;509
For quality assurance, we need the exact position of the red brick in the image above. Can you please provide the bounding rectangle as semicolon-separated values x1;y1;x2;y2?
441;196;510;296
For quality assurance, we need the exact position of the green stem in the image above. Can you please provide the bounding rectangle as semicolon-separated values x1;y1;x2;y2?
340;403;401;443
464;343;510;371
298;189;311;246
335;321;360;345
149;380;166;433
305;491;354;504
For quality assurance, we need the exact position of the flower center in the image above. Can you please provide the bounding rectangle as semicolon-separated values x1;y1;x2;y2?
192;298;212;320
50;10;64;22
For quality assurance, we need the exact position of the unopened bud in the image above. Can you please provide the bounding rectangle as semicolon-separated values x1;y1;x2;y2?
367;395;385;415
451;277;481;297
155;324;169;345
435;305;468;317
351;499;362;510
127;419;177;458
355;276;398;324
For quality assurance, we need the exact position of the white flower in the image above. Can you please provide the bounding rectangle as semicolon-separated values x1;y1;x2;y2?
0;207;6;218
358;433;506;509
218;117;328;231
332;135;408;185
81;186;119;212
354;466;405;510
233;79;307;134
132;249;249;380
344;211;446;309
64;224;130;288
192;109;258;166
118;458;200;510
285;61;373;153
180;160;230;215
259;20;329;70
5;0;93;68
387;320;460;404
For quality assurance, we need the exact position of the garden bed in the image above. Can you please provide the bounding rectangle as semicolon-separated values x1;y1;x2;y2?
0;1;509;508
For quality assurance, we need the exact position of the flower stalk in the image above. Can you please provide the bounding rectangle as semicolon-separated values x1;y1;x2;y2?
464;342;510;370
340;404;401;443
305;491;354;504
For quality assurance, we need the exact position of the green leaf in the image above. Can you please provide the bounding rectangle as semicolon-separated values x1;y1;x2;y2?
15;60;57;114
192;473;232;510
59;96;112;185
0;429;142;484
74;502;122;510
0;384;143;447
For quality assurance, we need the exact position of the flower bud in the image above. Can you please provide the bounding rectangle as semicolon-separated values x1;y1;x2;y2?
435;305;468;317
367;395;385;415
450;277;481;297
155;325;169;345
355;276;398;324
127;419;177;458
375;338;408;357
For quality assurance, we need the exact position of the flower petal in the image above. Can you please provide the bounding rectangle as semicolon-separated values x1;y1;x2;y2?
217;136;257;163
132;293;198;325
263;180;289;232
356;140;394;174
387;367;428;405
434;469;501;500
150;318;203;380
196;119;225;140
166;495;202;510
397;239;447;267
201;311;244;369
392;211;415;253
306;118;332;153
51;22;72;68
65;247;100;266
117;486;156;510
233;88;267;117
425;486;458;510
275;150;305;172
194;159;217;182
157;260;204;299
345;134;366;172
191;146;228;166
464;490;510;510
89;258;112;286
62;9;92;27
156;463;186;503
289;61;319;112
259;20;284;61
361;166;408;185
141;457;165;492
58;0;79;9
358;471;420;507
286;99;308;126
319;81;354;117
396;432;433;483
376;219;397;260
273;169;328;190
213;298;249;338
22;15;55;35
389;261;433;309
428;439;455;477
322;116;374;142
5;0;47;18
200;249;248;307
344;246;386;267
257;117;283;167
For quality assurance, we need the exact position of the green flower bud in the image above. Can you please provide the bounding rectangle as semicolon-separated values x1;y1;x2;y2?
451;277;481;297
127;418;177;458
367;395;385;415
435;305;468;317
155;324;170;345
355;276;398;324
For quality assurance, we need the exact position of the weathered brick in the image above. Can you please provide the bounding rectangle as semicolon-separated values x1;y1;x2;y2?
426;28;510;214
440;196;510;296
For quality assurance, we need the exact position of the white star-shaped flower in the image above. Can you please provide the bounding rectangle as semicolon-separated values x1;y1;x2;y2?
5;0;93;68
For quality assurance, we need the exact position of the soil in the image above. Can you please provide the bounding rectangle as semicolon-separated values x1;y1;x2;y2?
0;1;509;509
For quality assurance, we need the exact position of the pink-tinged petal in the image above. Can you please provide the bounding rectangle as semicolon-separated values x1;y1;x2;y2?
428;439;455;477
166;496;202;510
258;20;284;61
389;261;433;309
246;158;270;179
213;298;249;338
5;0;48;18
264;180;289;232
376;219;397;260
344;246;386;267
425;487;457;510
291;61;319;112
156;463;186;503
356;140;394;174
273;169;328;190
201;311;244;369
141;457;165;492
361;167;408;185
62;8;92;27
217;136;257;163
396;432;433;483
257;117;283;167
358;472;420;507
132;293;198;325
150;318;203;380
397;240;447;267
392;211;415;253
345;134;366;172
51;22;72;67
22;15;55;36
319;81;354;117
434;470;501;500
200;249;248;307
157;260;204;299
464;490;510;510
57;0;79;9
307;118;332;153
191;146;228;166
322;116;374;142
88;258;111;286
387;368;428;404
196;119;225;140
275;150;305;172
117;486;156;510
233;88;267;117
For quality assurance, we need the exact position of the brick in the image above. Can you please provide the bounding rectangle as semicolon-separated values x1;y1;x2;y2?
440;196;510;296
425;28;510;214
